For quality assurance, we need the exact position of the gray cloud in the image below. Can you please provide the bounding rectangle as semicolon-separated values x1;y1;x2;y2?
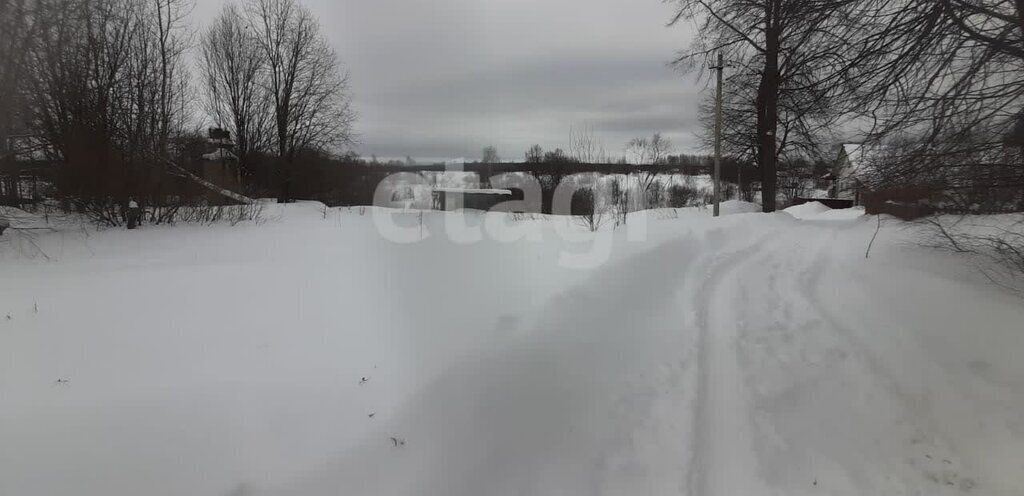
189;0;705;161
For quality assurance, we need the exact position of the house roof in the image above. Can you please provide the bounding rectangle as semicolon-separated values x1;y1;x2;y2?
1003;115;1024;145
838;143;887;178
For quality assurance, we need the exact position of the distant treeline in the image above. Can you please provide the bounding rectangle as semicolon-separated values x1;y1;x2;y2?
265;149;833;209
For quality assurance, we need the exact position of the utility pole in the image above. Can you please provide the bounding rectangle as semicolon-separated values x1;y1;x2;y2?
712;52;723;217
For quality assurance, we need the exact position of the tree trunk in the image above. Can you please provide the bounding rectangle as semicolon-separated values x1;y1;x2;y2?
757;9;780;213
277;113;289;203
277;154;291;203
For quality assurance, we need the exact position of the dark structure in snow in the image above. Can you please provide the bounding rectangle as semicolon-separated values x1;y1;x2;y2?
200;128;242;197
432;187;518;212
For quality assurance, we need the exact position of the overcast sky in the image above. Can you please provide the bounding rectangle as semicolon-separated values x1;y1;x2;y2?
189;0;704;162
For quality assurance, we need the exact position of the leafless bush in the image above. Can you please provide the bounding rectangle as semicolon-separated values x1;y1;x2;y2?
723;183;738;201
667;184;698;208
656;208;680;220
569;125;607;163
509;212;539;222
919;215;1024;295
571;187;610;232
779;177;813;207
608;177;630;226
646;179;666;209
575;211;610;232
0;228;52;261
154;201;266;225
919;217;971;253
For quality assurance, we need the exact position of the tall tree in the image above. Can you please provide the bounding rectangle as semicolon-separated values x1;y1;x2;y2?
624;137;650;165
844;0;1024;209
247;0;355;202
200;3;271;176
856;0;1024;153
669;0;864;211
525;144;544;163
0;0;43;159
569;125;606;163
20;0;193;222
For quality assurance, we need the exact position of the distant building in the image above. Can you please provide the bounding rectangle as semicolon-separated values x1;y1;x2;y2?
4;134;52;164
431;187;516;211
832;143;887;204
200;128;242;195
1;134;50;207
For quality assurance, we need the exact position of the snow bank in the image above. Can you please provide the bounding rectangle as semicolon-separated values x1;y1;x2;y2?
784;202;867;221
812;206;866;220
720;199;761;215
783;200;832;219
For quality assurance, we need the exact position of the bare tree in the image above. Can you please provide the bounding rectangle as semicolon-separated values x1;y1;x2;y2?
0;0;43;160
525;144;544;163
200;3;272;176
571;186;609;231
696;59;834;169
668;0;867;212
848;0;1024;212
543;148;572;163
25;0;195;223
569;124;606;163
648;133;673;164
621;133;674;209
150;0;193;156
482;145;499;163
624;137;650;165
247;0;356;202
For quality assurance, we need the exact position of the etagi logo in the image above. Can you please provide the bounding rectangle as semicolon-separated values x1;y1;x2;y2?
371;167;649;270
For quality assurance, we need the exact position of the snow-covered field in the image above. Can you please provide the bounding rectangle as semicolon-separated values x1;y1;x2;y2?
2;202;1023;496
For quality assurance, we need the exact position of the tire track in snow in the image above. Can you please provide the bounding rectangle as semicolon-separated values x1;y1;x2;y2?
687;226;791;496
730;221;981;495
792;227;984;494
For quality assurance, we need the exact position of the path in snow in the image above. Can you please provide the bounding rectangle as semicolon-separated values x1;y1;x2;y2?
690;229;781;496
264;213;1024;496
714;219;1023;496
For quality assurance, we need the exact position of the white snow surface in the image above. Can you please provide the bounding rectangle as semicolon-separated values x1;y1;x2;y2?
2;202;1023;496
783;202;868;221
784;201;833;219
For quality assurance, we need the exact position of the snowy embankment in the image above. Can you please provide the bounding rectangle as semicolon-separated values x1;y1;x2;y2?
2;202;1023;496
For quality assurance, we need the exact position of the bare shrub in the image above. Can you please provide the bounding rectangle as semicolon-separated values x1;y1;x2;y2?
919;215;1024;295
722;183;738;201
608;177;630;226
779;177;812;207
0;228;52;260
646;179;666;209
668;184;698;208
509;212;539;222
152;201;266;226
571;187;609;232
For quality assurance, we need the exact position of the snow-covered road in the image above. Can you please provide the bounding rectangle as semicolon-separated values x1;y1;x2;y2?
2;203;1023;496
